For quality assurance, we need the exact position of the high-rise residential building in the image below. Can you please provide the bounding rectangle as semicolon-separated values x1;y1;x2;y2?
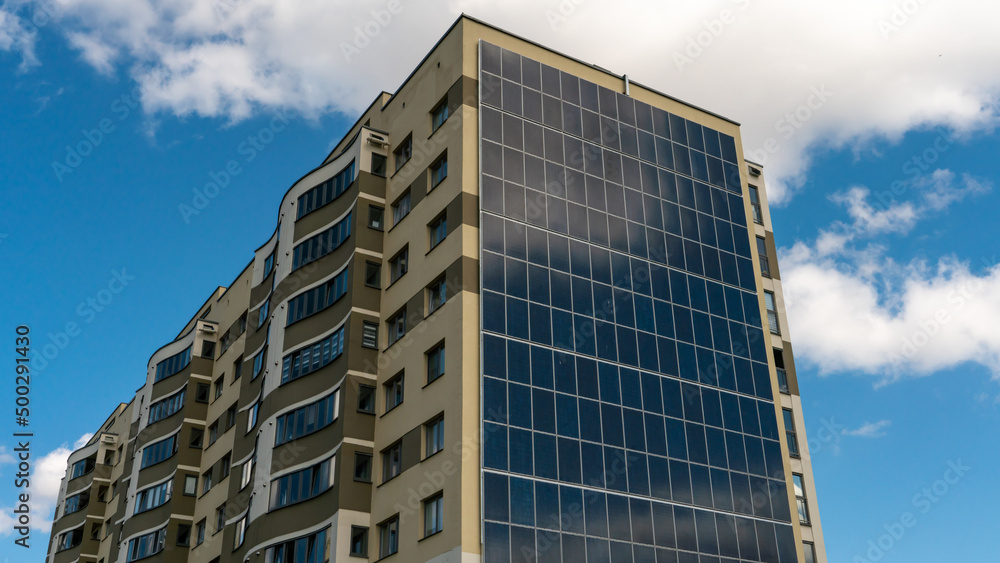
45;15;826;563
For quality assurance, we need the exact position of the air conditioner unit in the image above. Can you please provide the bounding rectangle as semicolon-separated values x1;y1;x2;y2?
202;325;217;333
102;435;116;444
368;134;390;148
749;166;761;176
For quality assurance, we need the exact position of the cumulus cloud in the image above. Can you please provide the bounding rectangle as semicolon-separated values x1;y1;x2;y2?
0;4;38;69
0;433;95;535
780;170;1000;385
2;0;999;200
842;420;892;438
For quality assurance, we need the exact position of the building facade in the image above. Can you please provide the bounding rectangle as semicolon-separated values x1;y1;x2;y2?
46;15;826;563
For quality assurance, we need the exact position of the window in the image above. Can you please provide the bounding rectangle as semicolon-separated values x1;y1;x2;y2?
350;526;369;557
90;522;101;540
354;452;372;482
361;321;379;349
208;422;219;446
426;344;445;383
247;401;260;433
126;527;165;562
393;136;412;172
64;490;90;515
149;386;185;423
265;528;329;563
774;348;789;393
387;308;407;346
749;185;763;224
269;456;335;509
154;346;191;382
253;349;266;380
58;528;83;551
764;290;780;334
216;503;226;533
214;377;224;400
291;211;352;270
97;485;108;502
241;456;255;489
424;493;443;537
793;473;810;524
183;475;198;496
364;261;381;288
757;236;771;277
226;406;237;430
195;519;206;546
274;390;340;445
233;516;247;549
425;416;444;458
233;355;243;381
384;373;404;412
389;247;408;283
70;457;95;479
297;160;355;219
177;523;192;547
195;383;210;403
784;409;800;457
257;299;270;329
392;191;411;225
202;469;213;494
368;205;384;230
430;154;448;188
220;453;231;479
286;269;349;325
431;100;449;132
140;436;177;469
280;326;346;384
803;541;817;563
134;481;171;514
371;154;387;177
427;277;447;314
201;340;215;358
358;384;376;413
429;213;447;249
263;252;275;278
382;443;402;482
379;516;399;558
187;417;204;443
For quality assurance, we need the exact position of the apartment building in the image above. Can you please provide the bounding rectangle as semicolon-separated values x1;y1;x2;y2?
45;14;826;563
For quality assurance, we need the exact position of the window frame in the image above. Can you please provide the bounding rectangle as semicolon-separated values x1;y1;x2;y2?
429;153;448;189
426;343;445;384
783;408;800;458
428;212;447;250
757;236;771;277
389;246;408;284
349;526;369;558
391;190;411;226
749;185;763;224
378;516;399;558
382;442;402;483
423;493;444;538
393;136;412;173
384;373;404;413
424;416;444;459
764;290;780;335
431;99;449;133
793;473;810;524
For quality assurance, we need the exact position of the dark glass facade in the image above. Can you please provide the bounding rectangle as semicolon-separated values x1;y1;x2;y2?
479;41;797;563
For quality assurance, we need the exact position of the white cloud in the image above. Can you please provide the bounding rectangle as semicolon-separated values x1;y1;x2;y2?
5;433;95;534
842;420;892;438
0;4;38;69
780;170;1000;385
2;0;999;200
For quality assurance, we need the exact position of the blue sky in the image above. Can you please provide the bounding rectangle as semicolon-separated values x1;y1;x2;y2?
2;1;999;561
